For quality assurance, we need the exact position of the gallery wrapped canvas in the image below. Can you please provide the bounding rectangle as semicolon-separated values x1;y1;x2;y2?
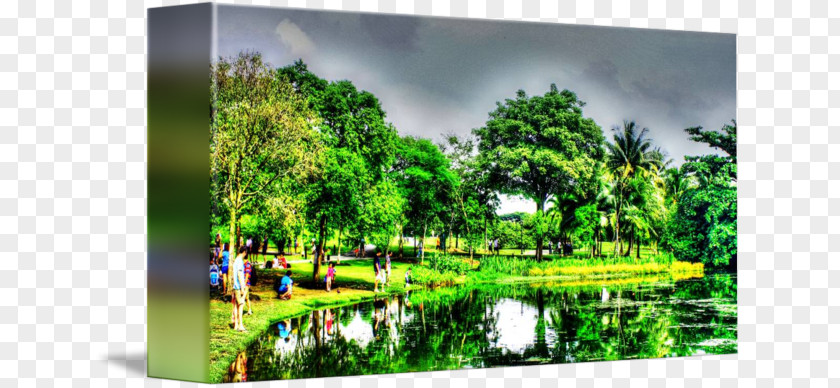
148;3;736;383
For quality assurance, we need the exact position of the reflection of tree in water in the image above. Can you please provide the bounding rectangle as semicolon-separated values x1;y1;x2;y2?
241;274;736;381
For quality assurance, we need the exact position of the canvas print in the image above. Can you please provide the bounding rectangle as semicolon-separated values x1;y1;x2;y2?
208;6;736;383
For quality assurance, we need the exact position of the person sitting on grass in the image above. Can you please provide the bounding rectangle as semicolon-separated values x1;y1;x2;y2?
277;270;293;300
326;262;336;292
373;251;384;293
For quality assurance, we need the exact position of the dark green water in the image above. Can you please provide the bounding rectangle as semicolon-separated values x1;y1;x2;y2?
227;273;736;382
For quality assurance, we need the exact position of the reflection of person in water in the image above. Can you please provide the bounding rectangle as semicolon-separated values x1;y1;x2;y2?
224;351;248;383
277;320;292;342
325;309;334;336
372;299;386;339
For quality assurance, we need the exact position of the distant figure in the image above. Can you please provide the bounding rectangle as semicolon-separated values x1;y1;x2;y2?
326;262;336;292
405;267;412;288
221;243;231;294
435;237;441;251
358;237;365;258
385;251;392;285
262;236;269;257
373;252;384;293
494;239;500;255
210;254;220;291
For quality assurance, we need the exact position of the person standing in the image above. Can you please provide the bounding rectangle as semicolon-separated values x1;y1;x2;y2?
385;251;392;286
373;251;383;293
221;243;231;294
231;247;247;332
262;236;269;258
326;262;336;292
243;255;253;316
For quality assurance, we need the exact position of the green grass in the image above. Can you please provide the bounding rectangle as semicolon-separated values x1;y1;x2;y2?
208;257;418;383
209;242;700;382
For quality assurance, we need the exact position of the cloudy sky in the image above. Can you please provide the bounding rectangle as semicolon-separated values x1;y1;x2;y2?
216;5;736;214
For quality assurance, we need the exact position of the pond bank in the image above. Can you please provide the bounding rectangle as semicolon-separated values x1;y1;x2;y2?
209;257;703;383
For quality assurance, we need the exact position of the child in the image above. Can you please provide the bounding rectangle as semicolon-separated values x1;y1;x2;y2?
326;262;336;292
210;254;220;291
405;267;412;288
277;270;293;300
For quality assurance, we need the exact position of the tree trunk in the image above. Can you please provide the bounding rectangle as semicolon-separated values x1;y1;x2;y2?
337;227;342;264
614;197;621;256
536;199;545;262
228;205;237;288
314;214;327;282
636;233;641;260
398;224;404;259
483;218;487;254
421;224;427;264
624;227;632;257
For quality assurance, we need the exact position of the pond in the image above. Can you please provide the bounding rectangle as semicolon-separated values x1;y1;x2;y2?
225;273;736;382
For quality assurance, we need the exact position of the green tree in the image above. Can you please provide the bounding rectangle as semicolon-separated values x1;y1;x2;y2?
572;204;600;257
663;121;737;267
475;85;605;261
280;61;399;280
210;52;321;258
604;120;662;256
392;136;456;263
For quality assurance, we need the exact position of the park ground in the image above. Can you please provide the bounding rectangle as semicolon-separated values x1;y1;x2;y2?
208;240;702;383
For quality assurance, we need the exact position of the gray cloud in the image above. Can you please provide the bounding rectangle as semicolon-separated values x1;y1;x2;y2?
217;5;735;165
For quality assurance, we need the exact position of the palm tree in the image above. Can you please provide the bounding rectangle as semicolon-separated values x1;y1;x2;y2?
546;192;579;255
605;121;662;256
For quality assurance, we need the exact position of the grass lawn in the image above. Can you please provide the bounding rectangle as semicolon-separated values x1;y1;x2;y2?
209;257;417;383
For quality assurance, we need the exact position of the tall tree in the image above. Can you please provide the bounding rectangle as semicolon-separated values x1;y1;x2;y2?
474;85;604;261
604;120;662;256
279;61;398;281
393;136;456;263
210;52;321;258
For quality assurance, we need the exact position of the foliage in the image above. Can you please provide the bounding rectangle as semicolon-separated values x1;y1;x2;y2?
475;84;605;260
210;52;321;254
392;136;457;260
278;60;399;279
662;121;737;267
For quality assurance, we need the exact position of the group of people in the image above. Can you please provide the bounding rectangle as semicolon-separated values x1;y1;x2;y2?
211;232;420;334
488;238;500;254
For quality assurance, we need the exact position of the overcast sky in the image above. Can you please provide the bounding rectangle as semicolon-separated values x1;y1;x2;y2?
216;5;736;214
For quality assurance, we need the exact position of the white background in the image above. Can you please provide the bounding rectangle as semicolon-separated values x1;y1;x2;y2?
3;0;837;387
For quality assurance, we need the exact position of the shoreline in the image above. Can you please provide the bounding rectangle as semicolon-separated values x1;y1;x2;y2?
208;260;704;383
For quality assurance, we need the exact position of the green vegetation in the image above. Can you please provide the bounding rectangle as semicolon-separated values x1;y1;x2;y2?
208;51;736;380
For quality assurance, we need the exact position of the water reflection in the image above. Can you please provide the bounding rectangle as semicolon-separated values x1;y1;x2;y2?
232;273;737;381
